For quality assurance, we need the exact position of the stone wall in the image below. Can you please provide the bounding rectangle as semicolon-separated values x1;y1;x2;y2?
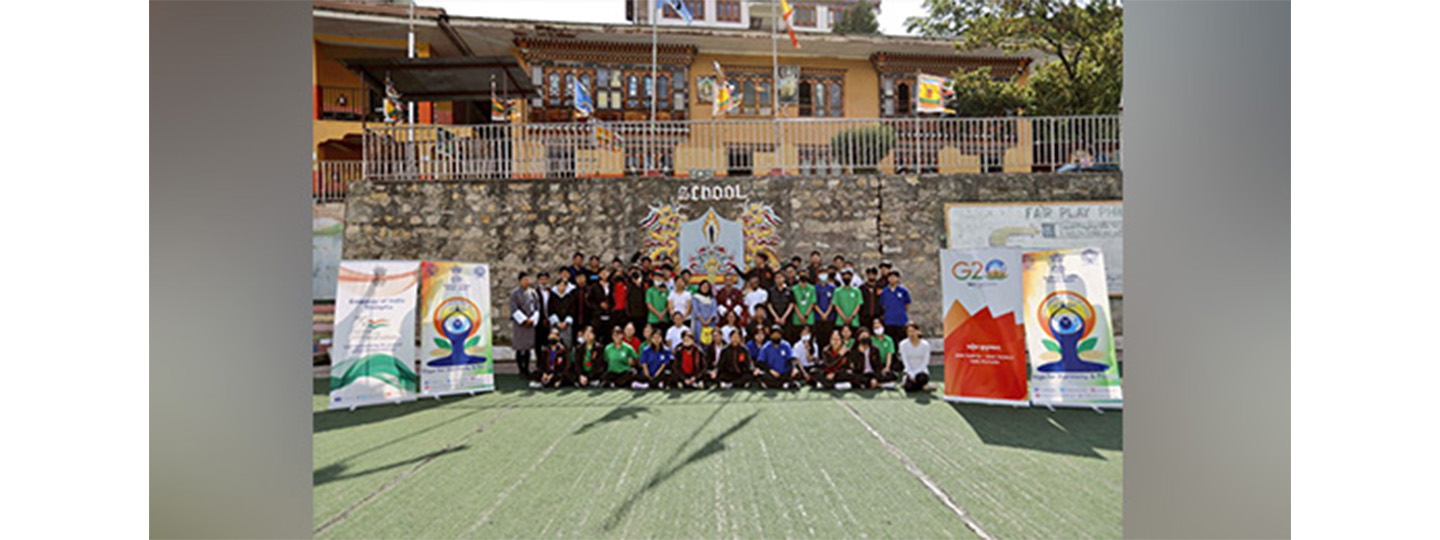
343;172;1121;344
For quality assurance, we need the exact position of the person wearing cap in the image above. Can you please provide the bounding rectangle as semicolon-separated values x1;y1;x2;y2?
898;323;935;393
601;326;639;388
716;329;759;389
638;330;673;389
669;330;712;389
833;268;863;331
757;325;799;389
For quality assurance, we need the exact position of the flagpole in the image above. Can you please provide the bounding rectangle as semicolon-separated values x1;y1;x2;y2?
772;0;780;174
651;1;658;175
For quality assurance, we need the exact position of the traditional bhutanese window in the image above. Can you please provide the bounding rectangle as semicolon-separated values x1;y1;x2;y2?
717;0;741;22
828;81;843;117
798;81;812;117
757;81;772;115
897;82;911;116
547;72;562;106
813;82;827;117
794;5;817;27
664;0;705;20
742;80;757;115
627;75;640;108
657;75;670;110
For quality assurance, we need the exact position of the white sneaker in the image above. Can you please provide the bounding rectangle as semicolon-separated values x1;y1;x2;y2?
528;381;543;389
835;382;852;390
881;382;897;390
923;384;936;391
632;382;650;390
720;382;733;389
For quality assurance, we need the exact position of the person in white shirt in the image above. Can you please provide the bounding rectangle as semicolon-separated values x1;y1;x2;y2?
898;323;935;393
667;282;694;324
790;325;816;385
665;311;688;350
742;276;769;320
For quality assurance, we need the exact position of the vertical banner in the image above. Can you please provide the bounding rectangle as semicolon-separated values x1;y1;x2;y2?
330;260;421;409
940;248;1029;405
1022;248;1123;408
418;261;495;397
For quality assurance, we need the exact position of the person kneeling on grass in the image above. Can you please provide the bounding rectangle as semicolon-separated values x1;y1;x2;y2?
602;326;639;388
817;331;854;390
757;326;801;389
669;330;711;389
534;328;571;388
898;323;936;393
571;326;605;388
716;329;759;389
638;331;673;389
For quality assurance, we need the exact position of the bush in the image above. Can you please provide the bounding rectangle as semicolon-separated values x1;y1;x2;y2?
830;125;896;173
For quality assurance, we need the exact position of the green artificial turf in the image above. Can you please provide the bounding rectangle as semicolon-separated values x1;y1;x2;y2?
312;369;1121;539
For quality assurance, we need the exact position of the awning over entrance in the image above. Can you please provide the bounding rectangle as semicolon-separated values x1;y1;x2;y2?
340;56;536;102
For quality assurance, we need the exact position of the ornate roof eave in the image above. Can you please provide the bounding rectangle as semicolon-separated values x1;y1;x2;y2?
515;37;699;66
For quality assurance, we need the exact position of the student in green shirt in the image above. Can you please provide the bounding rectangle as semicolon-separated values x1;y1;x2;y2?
601;327;639;388
870;319;897;373
792;275;817;328
645;272;670;331
832;268;864;328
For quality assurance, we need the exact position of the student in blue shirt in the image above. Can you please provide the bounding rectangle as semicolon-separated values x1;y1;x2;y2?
757;326;800;389
813;266;837;348
638;331;673;389
879;270;913;343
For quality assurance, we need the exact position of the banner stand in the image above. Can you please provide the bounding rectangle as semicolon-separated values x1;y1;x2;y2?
943;396;1028;407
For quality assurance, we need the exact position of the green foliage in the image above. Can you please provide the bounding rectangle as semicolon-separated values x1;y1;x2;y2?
1042;339;1061;352
830;125;896;173
946;67;1032;117
465;335;481;349
832;1;881;35
906;0;1123;115
1078;337;1097;352
434;338;451;350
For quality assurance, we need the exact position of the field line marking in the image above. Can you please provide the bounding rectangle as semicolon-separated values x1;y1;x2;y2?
833;398;995;540
314;407;516;537
460;414;583;537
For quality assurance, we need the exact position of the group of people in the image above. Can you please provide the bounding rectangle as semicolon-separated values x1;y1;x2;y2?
507;251;936;392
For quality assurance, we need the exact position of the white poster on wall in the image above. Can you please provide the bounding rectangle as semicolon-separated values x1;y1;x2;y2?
946;201;1124;294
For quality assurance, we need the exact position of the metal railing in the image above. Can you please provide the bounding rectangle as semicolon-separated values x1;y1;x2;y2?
361;115;1119;182
313;160;362;203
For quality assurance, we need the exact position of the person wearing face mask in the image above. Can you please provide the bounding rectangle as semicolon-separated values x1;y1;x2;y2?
716;329;758;389
601;326;639;388
791;325;818;386
669;330;711;389
813;266;837;348
626;269;649;333
757;326;799;390
534;328;570;389
571;326;604;387
645;271;670;333
638;331;673;390
872;320;898;377
848;327;888;390
790;275;817;344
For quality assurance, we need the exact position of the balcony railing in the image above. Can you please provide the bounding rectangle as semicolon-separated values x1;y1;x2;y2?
313;160;362;203
360;115;1119;182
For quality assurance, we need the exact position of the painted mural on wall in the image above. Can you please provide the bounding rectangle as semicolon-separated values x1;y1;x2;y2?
638;183;782;281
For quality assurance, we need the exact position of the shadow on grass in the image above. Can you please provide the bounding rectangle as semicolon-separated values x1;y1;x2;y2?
602;405;761;531
573;405;650;435
950;403;1122;458
313;444;471;487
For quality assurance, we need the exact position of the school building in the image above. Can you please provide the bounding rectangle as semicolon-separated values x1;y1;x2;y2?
312;0;1120;199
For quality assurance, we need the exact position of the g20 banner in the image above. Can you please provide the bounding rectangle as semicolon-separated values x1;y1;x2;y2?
330;260;421;409
418;261;495;397
940;248;1029;406
1022;248;1123;408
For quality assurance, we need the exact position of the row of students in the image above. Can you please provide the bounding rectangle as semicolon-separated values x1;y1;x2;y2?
532;319;935;393
508;250;915;379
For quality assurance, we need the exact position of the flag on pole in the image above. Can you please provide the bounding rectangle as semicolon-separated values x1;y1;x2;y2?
711;61;740;116
779;0;800;49
916;73;956;114
573;78;595;120
662;0;695;25
593;120;624;150
383;76;404;123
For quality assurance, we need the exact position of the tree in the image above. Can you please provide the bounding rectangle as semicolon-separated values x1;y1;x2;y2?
945;67;1031;117
832;1;881;35
905;0;1123;115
